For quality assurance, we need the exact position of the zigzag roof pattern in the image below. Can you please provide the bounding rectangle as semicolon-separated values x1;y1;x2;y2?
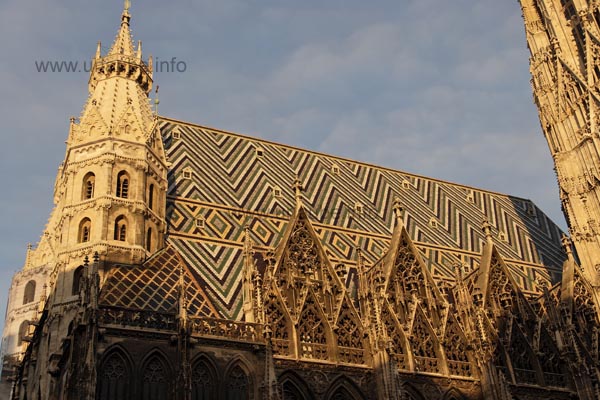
159;117;566;319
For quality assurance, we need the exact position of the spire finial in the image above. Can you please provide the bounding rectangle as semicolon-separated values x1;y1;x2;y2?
482;217;493;245
121;0;131;25
392;197;403;226
561;234;575;261
293;175;303;207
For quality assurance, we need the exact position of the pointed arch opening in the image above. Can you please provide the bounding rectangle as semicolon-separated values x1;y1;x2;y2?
410;308;442;374
97;347;132;400
538;327;567;387
114;215;127;242
82;172;96;199
141;350;173;400
79;218;92;243
298;293;329;361
17;320;29;346
442;387;466;400
23;280;36;305
443;317;473;377
116;171;130;198
381;300;409;370
335;299;365;364
264;292;293;357
72;265;85;296
280;371;314;400
509;326;540;385
402;383;426;400
224;361;252;400
324;376;365;400
191;354;218;400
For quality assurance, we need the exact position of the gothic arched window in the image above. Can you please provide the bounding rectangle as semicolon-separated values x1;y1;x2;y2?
116;171;130;199
114;216;127;242
18;321;29;346
97;349;131;400
141;353;171;400
72;265;84;296
82;172;95;199
225;364;250;400
280;372;313;400
325;377;365;400
23;280;36;305
192;357;217;400
298;295;328;360
79;218;92;243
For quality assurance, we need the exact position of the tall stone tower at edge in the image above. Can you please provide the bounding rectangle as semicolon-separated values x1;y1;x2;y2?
520;0;600;288
0;1;168;392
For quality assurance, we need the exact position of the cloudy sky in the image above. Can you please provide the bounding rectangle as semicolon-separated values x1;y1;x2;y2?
0;0;562;334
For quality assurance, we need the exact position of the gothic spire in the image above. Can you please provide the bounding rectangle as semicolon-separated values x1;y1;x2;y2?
107;1;135;57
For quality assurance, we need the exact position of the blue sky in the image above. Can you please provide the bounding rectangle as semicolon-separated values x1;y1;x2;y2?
0;1;562;333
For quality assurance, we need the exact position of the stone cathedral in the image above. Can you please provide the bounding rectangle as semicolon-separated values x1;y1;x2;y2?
1;2;600;399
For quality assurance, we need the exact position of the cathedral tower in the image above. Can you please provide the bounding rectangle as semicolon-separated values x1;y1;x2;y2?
520;0;600;287
51;2;168;299
1;1;168;381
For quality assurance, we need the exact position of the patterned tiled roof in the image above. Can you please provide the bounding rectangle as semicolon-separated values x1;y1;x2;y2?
159;117;566;319
99;244;219;318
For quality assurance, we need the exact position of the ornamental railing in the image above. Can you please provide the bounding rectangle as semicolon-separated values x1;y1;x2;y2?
338;346;365;365
543;372;566;387
189;317;264;343
413;356;440;373
98;307;176;331
300;342;328;360
448;360;472;377
391;353;409;371
272;338;293;356
513;368;538;385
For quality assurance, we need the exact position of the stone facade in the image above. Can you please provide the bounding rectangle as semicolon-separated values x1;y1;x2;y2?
2;3;600;400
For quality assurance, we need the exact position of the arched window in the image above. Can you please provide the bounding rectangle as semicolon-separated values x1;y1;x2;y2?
148;184;155;210
225;364;250;400
82;172;95;199
141;353;171;400
192;357;217;400
79;218;92;243
116;171;130;199
146;228;153;252
18;321;29;346
23;280;36;304
72;265;84;296
97;349;132;400
280;372;314;400
114;216;127;242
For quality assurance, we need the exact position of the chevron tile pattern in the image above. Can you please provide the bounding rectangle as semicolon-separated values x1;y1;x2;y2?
160;118;566;319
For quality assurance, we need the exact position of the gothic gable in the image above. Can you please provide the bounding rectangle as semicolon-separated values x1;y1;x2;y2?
383;220;445;326
272;205;345;321
477;245;535;321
